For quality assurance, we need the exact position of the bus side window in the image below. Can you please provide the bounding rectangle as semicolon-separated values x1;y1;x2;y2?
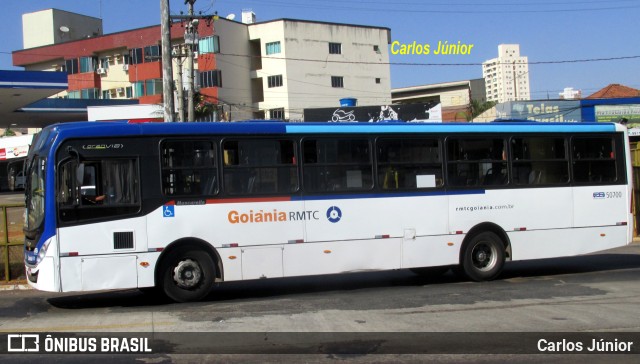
376;138;442;190
572;137;617;184
222;139;298;195
512;137;568;186
302;138;373;193
161;140;217;196
58;158;140;222
447;138;506;187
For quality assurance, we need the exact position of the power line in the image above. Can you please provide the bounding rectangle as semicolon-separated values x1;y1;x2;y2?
217;51;640;67
231;0;640;13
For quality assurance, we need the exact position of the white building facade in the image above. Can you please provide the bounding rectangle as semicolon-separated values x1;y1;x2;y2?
247;19;392;121
482;44;531;103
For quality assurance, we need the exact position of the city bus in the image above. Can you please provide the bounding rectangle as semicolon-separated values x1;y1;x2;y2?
24;121;633;302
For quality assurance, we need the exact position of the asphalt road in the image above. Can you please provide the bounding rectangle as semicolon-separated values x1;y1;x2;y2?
1;242;640;362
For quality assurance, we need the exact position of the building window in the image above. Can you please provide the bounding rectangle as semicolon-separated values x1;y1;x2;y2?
81;88;99;99
268;75;283;88
129;48;144;65
133;81;144;97
79;57;96;73
99;57;110;69
199;70;222;88
373;45;380;52
101;90;110;100
125;86;133;98
265;41;281;55
329;42;342;54
145;79;163;95
270;108;285;120
65;59;79;75
199;35;220;54
143;45;160;62
331;76;344;88
375;78;381;84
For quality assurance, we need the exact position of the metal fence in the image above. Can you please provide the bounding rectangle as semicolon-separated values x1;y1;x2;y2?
0;203;25;282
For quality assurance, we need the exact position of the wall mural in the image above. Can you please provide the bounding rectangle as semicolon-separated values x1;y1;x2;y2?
303;102;442;122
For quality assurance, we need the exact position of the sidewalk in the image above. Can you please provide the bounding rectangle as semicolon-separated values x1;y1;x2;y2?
0;280;29;291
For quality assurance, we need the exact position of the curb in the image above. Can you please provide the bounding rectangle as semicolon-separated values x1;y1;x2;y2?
0;283;31;291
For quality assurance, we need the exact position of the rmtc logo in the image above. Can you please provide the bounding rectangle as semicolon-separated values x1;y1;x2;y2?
326;206;342;223
593;192;605;199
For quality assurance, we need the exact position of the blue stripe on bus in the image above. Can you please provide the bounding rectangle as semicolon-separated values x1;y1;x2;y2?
291;189;485;201
285;122;618;134
46;121;620;143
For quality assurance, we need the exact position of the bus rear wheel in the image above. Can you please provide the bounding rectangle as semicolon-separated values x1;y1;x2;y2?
459;231;505;282
160;248;215;302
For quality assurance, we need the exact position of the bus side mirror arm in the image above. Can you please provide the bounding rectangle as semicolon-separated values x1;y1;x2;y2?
65;146;85;185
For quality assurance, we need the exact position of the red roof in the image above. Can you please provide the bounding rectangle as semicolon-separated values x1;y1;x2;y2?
586;84;640;99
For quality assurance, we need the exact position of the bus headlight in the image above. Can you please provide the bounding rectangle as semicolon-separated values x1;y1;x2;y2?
36;240;51;265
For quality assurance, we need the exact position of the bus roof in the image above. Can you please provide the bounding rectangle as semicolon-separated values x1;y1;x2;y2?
34;120;624;155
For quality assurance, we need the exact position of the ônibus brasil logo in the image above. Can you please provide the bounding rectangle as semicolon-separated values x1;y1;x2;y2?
227;206;343;224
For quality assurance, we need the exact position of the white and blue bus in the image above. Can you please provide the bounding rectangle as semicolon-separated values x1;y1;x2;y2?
24;121;633;302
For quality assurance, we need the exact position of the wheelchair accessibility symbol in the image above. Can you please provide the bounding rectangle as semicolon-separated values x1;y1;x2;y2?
163;205;175;217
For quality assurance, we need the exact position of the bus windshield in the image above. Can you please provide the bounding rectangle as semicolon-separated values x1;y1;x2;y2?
25;156;46;236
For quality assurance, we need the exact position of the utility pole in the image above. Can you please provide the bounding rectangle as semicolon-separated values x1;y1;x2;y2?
160;0;175;121
185;0;196;122
175;45;186;122
171;0;218;122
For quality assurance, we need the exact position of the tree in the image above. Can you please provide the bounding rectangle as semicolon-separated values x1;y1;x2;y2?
468;99;497;121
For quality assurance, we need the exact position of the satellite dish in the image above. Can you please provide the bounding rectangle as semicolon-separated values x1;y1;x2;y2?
59;26;70;33
226;14;236;20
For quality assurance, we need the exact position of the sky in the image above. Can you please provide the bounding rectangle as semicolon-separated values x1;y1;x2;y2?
1;0;639;100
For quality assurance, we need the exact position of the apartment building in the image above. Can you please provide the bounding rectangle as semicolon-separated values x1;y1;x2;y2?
248;19;391;120
12;9;391;121
482;44;531;103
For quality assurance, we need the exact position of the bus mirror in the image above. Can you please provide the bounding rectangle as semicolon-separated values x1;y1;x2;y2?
76;163;85;185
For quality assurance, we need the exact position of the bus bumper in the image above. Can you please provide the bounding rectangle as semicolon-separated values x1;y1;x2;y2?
26;257;59;292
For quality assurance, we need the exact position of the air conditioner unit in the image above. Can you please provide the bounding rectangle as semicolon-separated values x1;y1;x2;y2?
116;87;125;94
122;64;129;71
96;68;107;75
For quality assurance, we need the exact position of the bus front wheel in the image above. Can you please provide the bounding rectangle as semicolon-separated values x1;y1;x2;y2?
160;248;215;302
459;231;505;282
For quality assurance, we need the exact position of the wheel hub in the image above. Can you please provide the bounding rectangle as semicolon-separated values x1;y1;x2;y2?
472;243;494;270
173;259;202;289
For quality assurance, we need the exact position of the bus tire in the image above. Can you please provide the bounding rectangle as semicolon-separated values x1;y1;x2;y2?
459;231;505;282
160;248;215;302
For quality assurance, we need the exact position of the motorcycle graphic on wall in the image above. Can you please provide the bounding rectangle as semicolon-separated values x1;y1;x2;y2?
331;109;356;122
